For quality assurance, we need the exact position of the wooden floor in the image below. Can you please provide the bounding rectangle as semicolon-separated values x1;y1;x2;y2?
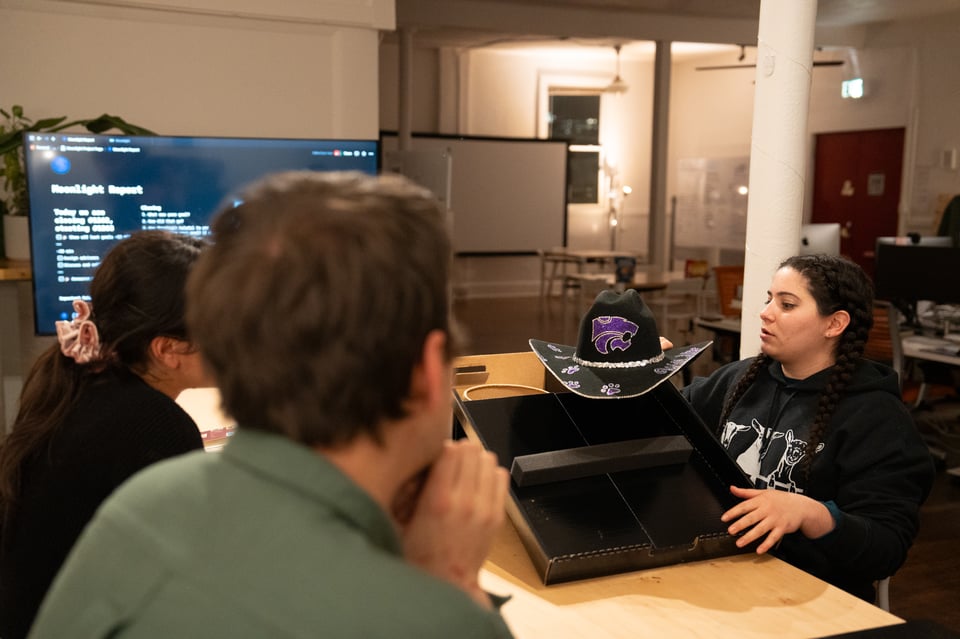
453;293;960;632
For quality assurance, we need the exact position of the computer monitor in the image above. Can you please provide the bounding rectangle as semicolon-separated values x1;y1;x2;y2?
874;236;960;325
24;133;379;335
798;223;841;256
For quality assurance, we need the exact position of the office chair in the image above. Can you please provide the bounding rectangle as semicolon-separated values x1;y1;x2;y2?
876;576;891;612
864;301;955;408
864;301;905;390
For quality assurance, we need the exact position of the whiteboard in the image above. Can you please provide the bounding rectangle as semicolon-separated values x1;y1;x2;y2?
674;157;749;250
381;133;568;254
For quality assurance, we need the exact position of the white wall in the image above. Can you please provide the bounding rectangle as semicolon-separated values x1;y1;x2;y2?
0;0;392;432
0;0;387;139
379;41;439;132
869;13;960;230
381;10;960;297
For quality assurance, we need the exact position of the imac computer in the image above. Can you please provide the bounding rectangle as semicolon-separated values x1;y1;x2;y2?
24;133;379;335
798;223;841;256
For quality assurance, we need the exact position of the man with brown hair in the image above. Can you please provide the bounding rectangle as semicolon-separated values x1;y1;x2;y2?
29;172;513;638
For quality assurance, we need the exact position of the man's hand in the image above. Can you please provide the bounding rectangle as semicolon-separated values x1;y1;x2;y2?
399;440;509;608
721;485;835;554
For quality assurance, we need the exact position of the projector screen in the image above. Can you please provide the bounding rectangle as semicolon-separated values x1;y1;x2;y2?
24;133;379;335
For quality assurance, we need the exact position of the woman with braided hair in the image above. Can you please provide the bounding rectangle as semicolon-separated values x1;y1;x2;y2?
682;254;934;602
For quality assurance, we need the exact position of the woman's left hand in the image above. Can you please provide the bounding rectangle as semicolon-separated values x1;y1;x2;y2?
721;485;835;553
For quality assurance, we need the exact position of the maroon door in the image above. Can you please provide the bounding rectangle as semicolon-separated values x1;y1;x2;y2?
812;128;904;277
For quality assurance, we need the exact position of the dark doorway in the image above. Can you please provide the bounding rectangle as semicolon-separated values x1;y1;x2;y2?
811;127;904;277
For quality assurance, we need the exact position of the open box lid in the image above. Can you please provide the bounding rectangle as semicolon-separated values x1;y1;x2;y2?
453;352;753;584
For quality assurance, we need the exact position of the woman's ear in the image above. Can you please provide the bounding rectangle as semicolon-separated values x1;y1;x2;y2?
148;336;188;370
825;310;851;338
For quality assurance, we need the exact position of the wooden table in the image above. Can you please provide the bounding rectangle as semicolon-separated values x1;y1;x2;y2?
481;517;903;639
540;248;646;305
175;387;237;451
0;259;33;433
179;373;904;639
0;258;31;281
454;353;902;638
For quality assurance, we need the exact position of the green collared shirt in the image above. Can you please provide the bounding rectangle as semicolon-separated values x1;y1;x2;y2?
30;429;514;638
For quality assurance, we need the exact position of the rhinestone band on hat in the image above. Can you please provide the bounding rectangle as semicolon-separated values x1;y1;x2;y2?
571;351;665;369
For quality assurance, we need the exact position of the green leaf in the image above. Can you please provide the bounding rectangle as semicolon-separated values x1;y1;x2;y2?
84;114;155;136
30;116;70;130
1;105;155;216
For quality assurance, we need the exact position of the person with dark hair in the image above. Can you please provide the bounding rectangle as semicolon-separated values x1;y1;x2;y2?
0;230;209;638
681;254;935;602
28;172;513;638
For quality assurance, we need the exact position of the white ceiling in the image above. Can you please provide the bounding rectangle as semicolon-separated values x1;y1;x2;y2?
395;0;960;53
456;0;960;27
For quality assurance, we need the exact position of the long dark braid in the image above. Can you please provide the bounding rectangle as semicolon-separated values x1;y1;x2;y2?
718;255;874;477
718;354;769;435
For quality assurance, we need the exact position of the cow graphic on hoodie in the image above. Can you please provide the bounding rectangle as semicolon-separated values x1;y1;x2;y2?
720;419;822;493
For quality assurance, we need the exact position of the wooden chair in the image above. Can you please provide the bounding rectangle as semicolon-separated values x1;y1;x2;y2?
684;259;710;278
713;265;744;318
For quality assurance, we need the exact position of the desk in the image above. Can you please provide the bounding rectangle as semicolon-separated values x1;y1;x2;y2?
0;258;31;281
481;516;902;639
901;334;960;475
175;387;237;451
540;248;645;305
695;316;742;335
176;382;902;638
0;259;34;433
902;334;960;367
454;353;902;638
695;316;742;364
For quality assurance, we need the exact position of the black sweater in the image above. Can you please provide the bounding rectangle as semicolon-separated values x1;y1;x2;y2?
682;358;935;601
0;369;203;639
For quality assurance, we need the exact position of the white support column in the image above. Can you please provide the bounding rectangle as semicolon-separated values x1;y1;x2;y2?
739;0;818;358
648;40;671;271
398;28;415;150
437;47;462;135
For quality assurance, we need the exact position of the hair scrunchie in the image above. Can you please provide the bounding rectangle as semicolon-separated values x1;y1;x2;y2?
55;299;101;364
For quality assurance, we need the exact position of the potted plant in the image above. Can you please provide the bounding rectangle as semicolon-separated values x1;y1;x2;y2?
0;105;153;260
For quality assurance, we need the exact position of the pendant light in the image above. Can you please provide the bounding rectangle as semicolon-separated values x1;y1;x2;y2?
605;44;629;94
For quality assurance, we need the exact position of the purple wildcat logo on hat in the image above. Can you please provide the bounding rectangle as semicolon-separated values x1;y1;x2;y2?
530;289;712;399
592;316;639;355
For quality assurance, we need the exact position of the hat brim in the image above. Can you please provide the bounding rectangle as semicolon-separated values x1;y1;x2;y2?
529;338;713;399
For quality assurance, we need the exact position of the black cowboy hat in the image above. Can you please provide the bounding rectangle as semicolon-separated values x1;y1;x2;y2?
530;289;712;398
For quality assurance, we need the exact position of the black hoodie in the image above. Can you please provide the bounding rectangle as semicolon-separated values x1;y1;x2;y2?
682;357;935;602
